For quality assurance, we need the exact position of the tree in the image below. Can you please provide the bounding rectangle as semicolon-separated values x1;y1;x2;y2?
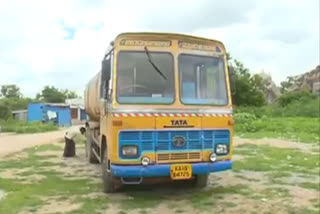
37;86;66;103
228;58;266;106
280;76;295;93
0;85;21;98
36;86;78;103
64;90;78;99
0;104;11;120
0;97;32;111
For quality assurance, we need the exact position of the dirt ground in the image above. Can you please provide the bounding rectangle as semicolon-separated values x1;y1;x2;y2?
0;130;319;214
0;126;81;158
0;131;315;159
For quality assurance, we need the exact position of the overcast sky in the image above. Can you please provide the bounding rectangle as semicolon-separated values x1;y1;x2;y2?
0;0;319;97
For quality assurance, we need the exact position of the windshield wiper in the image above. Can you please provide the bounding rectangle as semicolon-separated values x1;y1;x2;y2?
144;46;167;80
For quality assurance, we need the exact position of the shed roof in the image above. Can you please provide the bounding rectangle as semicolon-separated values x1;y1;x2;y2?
12;109;28;114
29;102;70;107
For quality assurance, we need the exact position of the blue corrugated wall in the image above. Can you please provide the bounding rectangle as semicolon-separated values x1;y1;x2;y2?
28;103;45;122
44;105;71;126
27;103;71;126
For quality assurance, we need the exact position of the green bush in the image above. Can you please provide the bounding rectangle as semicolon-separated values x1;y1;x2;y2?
272;97;319;117
234;106;274;118
277;90;315;107
0;119;58;133
235;96;319;118
234;113;259;132
234;115;320;143
0;104;11;120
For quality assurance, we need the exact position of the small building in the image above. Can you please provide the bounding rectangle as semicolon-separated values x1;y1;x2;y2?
65;98;87;125
12;110;28;121
27;103;71;126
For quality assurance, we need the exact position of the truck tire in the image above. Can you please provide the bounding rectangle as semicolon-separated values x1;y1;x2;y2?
101;149;116;193
194;174;208;188
87;130;99;164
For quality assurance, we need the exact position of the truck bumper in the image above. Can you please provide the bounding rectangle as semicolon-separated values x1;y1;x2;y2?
110;160;232;178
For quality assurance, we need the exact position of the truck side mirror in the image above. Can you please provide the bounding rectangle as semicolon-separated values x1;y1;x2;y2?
101;57;111;100
227;65;236;102
228;68;235;88
102;58;111;81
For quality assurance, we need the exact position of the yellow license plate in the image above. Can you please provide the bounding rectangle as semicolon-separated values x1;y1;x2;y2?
170;164;192;180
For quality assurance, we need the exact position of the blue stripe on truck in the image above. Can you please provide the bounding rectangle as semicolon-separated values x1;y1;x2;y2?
110;160;232;178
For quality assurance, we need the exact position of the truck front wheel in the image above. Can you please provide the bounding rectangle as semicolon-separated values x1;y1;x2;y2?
101;150;117;193
194;174;209;188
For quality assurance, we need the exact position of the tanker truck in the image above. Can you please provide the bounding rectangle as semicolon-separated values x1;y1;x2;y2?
84;32;234;193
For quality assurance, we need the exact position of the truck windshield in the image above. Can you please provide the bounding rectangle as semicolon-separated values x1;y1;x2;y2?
179;54;228;105
117;51;174;104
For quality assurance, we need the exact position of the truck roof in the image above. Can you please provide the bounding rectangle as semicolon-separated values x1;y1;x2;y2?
114;32;226;52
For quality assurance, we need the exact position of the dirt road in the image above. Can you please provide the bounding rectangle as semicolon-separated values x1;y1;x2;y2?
0;126;81;158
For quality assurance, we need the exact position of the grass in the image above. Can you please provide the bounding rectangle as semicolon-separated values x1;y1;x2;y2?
232;143;320;210
233;144;319;175
188;184;251;210
67;196;110;214
234;174;260;182
0;119;58;133
266;171;292;180
0;144;107;214
310;198;320;209
299;182;320;191
0;144;254;213
0;175;103;214
119;190;167;210
0;136;319;213
259;187;290;199
234;96;320;118
0;144;62;169
235;116;320;143
287;207;320;214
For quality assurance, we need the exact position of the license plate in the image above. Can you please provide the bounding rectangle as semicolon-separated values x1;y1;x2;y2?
170;164;192;180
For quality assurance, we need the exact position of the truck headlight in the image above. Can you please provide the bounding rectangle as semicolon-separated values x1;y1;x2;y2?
121;145;138;157
215;144;229;155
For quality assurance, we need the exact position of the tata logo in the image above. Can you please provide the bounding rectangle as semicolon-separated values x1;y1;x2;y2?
163;119;193;128
171;120;188;126
173;136;186;147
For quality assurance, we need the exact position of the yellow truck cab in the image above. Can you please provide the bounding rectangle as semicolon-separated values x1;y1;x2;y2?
84;32;234;193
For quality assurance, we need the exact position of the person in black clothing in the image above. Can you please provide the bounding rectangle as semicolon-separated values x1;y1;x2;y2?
63;131;76;157
63;127;86;157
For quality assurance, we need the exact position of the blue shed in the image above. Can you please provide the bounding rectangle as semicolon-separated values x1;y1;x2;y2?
27;103;72;126
80;109;87;121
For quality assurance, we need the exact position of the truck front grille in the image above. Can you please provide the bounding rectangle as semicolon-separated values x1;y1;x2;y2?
118;130;230;159
157;152;201;162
